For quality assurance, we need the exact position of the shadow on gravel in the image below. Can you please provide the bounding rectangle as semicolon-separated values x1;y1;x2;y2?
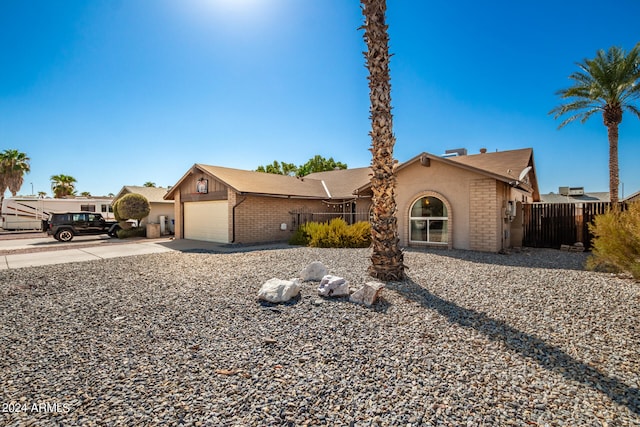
387;278;639;415
403;247;589;271
156;240;295;255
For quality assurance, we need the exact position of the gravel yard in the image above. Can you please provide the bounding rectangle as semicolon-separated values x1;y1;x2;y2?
1;247;639;426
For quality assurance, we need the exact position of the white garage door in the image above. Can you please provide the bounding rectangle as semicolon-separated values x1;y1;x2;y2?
184;201;229;243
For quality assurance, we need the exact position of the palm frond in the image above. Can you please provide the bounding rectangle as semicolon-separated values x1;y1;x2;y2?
551;44;640;127
626;104;640;120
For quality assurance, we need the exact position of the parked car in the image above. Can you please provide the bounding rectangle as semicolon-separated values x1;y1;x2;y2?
45;212;119;242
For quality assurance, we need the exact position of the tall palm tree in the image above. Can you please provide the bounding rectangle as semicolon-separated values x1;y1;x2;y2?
50;174;77;198
361;0;405;281
550;44;640;204
0;149;31;210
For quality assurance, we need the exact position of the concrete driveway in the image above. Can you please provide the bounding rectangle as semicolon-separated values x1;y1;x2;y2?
0;233;291;270
0;234;175;270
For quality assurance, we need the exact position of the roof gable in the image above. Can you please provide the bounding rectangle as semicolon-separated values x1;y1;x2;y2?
114;186;171;203
165;164;334;200
356;148;539;199
165;148;540;202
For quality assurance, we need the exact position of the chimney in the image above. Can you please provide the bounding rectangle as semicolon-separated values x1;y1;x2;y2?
479;148;487;154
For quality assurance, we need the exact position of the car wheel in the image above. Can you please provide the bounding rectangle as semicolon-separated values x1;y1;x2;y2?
56;229;74;242
108;224;121;238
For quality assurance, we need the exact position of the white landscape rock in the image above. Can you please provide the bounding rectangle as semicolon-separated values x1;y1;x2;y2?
317;275;350;297
349;281;385;306
299;261;329;282
258;278;301;303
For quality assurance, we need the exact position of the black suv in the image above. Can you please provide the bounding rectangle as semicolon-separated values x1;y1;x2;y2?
46;212;119;242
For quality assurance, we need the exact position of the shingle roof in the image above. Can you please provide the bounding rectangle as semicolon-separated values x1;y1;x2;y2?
305;167;372;198
195;165;330;198
540;192;610;203
448;148;533;181
166;148;539;201
355;148;539;199
624;190;640;203
114;186;171;203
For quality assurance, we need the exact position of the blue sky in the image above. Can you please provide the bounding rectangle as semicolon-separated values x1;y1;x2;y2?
1;0;639;198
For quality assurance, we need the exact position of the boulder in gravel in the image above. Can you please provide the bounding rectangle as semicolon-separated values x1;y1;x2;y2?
318;275;350;297
349;281;385;306
299;261;328;281
258;278;301;303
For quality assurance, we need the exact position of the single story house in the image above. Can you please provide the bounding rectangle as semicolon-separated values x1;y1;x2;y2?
540;187;609;203
113;186;174;233
624;190;640;204
164;148;539;252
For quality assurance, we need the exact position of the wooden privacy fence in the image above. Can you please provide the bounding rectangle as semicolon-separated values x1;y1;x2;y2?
289;207;370;230
523;202;626;250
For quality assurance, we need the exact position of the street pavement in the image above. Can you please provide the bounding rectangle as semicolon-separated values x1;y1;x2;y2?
0;234;291;270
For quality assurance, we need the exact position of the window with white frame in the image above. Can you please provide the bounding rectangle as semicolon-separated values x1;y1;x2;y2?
409;196;448;244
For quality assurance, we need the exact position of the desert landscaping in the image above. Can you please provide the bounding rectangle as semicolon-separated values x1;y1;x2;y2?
1;247;638;426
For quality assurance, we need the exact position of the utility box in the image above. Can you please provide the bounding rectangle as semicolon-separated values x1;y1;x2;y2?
146;223;161;239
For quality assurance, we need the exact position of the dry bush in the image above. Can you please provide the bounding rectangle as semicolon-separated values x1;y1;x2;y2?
587;202;640;280
289;218;371;248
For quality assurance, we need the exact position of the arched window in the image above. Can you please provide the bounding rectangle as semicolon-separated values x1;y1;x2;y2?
409;196;448;244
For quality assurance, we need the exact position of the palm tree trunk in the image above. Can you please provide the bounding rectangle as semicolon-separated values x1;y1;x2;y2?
361;0;405;281
607;124;619;204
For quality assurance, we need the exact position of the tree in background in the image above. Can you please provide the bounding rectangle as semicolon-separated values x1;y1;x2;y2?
114;193;150;226
256;160;298;176
50;174;77;198
361;0;405;281
550;44;640;204
256;155;347;177
143;182;156;187
297;155;347;176
80;191;91;197
0;149;31;208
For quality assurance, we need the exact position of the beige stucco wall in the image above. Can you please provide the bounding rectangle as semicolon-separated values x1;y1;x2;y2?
395;160;477;250
147;202;175;228
394;160;533;252
149;203;174;221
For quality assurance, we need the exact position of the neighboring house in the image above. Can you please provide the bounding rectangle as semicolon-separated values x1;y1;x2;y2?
164;148;539;252
624;190;640;204
540;187;610;203
113;186;174;232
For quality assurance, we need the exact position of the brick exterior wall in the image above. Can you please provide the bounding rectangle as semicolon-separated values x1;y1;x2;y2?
232;195;327;244
469;178;500;252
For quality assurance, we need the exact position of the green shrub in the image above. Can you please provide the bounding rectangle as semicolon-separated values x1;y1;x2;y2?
289;218;371;248
586;202;640;280
117;226;146;239
289;225;311;246
114;193;150;225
